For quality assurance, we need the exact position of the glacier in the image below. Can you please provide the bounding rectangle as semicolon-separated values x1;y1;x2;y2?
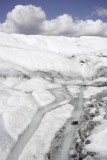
0;32;107;160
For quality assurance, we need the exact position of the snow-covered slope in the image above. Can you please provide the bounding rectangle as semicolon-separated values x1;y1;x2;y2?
0;32;107;160
0;32;107;79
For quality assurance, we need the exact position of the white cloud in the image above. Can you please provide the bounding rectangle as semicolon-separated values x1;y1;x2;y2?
44;16;107;37
0;5;107;37
95;7;107;17
0;5;46;34
43;14;74;36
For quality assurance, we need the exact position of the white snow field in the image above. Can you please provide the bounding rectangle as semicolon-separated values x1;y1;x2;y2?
0;32;107;160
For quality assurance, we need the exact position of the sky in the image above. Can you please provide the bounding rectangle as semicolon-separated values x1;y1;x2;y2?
0;0;107;36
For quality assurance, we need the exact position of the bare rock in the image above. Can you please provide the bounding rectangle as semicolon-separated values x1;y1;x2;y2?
85;140;91;145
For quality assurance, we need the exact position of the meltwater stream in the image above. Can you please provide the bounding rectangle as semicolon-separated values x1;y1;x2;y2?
48;86;86;160
7;98;70;160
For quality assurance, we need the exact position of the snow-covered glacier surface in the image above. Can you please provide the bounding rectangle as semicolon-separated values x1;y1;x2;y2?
0;32;107;160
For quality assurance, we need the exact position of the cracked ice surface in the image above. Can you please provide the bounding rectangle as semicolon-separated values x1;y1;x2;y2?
18;104;74;160
0;33;107;160
0;88;38;159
